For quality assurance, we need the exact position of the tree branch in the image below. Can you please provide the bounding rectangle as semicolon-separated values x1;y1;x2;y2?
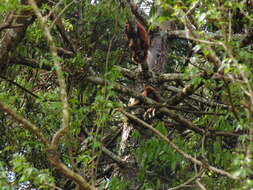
101;146;131;167
119;109;237;180
0;74;40;99
167;82;204;106
0;23;25;31
87;76;239;138
168;169;205;190
10;56;52;71
0;102;96;190
165;86;229;109
0;9;36;71
29;0;70;150
48;156;97;190
195;179;207;190
87;76;160;106
124;0;148;28
49;12;76;52
0;101;49;146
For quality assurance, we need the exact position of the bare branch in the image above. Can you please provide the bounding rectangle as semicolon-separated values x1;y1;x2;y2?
167;30;244;44
115;66;137;80
158;73;190;82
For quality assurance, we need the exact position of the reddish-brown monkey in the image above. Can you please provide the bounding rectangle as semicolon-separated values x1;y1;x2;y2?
129;86;160;107
125;20;150;64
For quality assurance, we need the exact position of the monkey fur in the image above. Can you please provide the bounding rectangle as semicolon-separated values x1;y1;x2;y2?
129;86;160;107
125;20;150;64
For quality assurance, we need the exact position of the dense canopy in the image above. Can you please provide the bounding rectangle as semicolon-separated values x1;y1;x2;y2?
0;0;253;189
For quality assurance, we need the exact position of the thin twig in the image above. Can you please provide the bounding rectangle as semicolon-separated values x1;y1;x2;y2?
49;0;75;28
239;0;253;22
0;74;40;99
186;0;201;17
49;12;76;52
167;169;205;190
223;79;240;121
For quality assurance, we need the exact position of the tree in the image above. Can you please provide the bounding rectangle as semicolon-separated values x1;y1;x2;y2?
0;0;252;189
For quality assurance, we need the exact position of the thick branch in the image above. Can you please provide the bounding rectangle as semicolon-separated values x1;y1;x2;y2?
167;30;243;44
115;66;137;80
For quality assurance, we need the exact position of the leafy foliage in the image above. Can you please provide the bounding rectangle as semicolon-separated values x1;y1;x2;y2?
0;0;253;189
